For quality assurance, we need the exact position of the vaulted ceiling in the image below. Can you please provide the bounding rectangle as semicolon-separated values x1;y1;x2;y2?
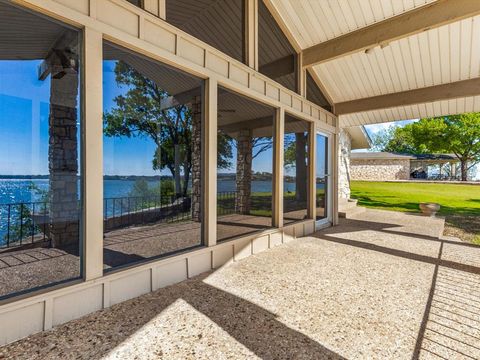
268;0;480;127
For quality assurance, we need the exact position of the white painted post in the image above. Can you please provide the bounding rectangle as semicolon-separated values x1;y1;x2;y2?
244;0;259;70
273;107;284;228
83;27;104;280
308;122;316;220
332;119;340;225
204;78;218;246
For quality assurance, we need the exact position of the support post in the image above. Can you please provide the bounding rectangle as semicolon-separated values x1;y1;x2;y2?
296;52;305;97
244;0;258;70
203;78;217;246
143;0;165;19
308;122;316;220
273;107;284;228
332;120;340;226
83;27;104;280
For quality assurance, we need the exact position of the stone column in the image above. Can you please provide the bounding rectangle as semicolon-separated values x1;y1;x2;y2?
191;96;202;222
338;129;351;199
48;52;79;249
450;162;456;179
236;129;253;214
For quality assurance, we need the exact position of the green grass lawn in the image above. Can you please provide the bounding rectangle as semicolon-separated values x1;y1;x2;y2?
350;181;480;243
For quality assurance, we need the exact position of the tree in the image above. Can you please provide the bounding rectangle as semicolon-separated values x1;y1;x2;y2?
369;125;396;152
104;61;233;196
384;113;480;181
284;133;308;201
411;114;480;181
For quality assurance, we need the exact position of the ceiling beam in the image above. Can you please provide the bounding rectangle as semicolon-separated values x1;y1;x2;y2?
159;87;201;110
38;30;78;80
335;77;480;115
219;116;273;133
303;0;480;67
259;54;295;79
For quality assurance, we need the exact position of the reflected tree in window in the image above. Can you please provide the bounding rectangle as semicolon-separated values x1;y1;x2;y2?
103;61;233;217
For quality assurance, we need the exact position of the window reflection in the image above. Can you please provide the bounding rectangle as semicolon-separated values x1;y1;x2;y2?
284;115;311;224
316;134;328;221
103;42;204;270
217;87;276;241
0;2;82;299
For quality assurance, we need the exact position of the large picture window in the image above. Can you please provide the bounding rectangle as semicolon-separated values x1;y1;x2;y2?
284;115;311;224
217;87;276;241
103;42;204;270
0;3;83;299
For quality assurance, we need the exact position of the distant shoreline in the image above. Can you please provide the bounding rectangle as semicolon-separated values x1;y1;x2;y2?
0;173;277;181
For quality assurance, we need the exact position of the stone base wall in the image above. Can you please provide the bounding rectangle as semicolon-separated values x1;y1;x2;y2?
350;159;410;181
338;129;351;199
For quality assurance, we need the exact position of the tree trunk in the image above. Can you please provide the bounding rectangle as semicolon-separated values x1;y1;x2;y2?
182;164;190;196
460;160;468;181
295;133;308;202
174;143;181;196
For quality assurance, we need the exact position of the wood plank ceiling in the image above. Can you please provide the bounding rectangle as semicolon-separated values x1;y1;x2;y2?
269;0;480;126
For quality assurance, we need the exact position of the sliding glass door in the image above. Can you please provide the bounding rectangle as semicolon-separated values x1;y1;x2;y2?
315;132;330;224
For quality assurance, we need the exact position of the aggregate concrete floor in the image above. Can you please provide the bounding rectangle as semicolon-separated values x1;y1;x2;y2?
0;214;276;296
1;209;479;359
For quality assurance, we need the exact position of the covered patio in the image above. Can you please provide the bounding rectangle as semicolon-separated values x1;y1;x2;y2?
1;209;479;359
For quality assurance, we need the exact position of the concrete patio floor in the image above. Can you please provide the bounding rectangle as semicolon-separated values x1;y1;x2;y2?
1;209;479;359
0;213;278;296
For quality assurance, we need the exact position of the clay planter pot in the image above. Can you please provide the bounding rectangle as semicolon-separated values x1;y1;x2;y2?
419;202;441;217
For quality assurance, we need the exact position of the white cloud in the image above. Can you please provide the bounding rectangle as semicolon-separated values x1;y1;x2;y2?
364;119;419;137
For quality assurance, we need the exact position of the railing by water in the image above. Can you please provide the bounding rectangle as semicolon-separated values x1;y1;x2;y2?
0;201;49;249
1;191;239;249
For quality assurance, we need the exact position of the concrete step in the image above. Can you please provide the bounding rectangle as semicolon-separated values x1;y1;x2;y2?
339;205;366;219
339;199;358;212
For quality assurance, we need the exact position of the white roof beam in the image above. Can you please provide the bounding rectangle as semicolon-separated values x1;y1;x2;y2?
335;77;480;115
303;0;480;67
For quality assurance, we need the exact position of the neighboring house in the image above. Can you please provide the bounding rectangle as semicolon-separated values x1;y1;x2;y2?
350;152;414;181
350;152;461;182
338;129;465;200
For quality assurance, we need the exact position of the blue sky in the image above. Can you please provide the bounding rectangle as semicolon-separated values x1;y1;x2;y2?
0;60;276;176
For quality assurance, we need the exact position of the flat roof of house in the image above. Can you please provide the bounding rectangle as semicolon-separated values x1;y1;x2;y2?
345;126;372;150
351;152;458;161
351;152;416;160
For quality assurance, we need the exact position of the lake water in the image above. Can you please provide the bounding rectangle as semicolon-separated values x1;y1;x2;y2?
0;179;324;245
0;179;307;205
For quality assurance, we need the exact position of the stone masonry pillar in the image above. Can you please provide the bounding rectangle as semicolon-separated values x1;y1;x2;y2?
236;129;253;214
191;96;202;222
48;51;79;249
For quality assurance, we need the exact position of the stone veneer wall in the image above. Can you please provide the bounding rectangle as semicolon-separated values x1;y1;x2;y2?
190;96;202;222
48;55;80;248
350;159;410;181
236;129;253;214
338;129;351;199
